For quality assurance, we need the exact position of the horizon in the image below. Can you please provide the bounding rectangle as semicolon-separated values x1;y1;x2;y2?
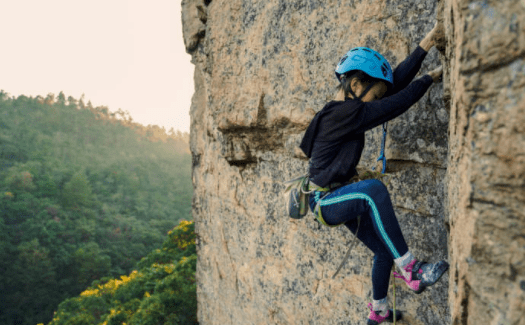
0;89;190;135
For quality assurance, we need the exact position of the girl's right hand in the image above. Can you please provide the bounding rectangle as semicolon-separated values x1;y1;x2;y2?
432;20;446;51
420;21;446;52
428;66;443;83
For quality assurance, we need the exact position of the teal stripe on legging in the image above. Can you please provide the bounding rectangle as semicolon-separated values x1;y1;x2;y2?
320;193;400;258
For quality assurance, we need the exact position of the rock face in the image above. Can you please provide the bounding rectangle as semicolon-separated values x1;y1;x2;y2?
443;0;525;324
183;0;524;324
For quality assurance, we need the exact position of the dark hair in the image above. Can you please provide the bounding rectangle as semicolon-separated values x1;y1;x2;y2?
338;70;380;98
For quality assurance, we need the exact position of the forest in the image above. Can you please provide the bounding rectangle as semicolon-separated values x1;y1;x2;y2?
0;91;195;325
42;220;197;325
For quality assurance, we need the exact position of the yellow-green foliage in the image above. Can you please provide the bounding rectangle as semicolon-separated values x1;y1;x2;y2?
47;220;197;325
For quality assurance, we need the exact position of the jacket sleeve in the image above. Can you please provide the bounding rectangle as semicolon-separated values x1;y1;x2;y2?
306;47;432;143
311;74;433;141
385;46;429;97
352;75;434;133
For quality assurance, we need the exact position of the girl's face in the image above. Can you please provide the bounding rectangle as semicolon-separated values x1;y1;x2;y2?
353;80;388;102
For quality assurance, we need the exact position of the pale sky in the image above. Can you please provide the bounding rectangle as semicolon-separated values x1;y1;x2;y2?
0;0;194;133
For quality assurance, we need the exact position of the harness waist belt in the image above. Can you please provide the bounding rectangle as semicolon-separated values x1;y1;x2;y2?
308;181;341;192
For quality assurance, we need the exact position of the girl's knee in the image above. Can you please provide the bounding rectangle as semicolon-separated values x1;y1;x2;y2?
362;179;388;196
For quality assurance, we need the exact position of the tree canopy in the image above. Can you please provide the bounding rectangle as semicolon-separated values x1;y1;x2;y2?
0;90;193;325
42;220;197;325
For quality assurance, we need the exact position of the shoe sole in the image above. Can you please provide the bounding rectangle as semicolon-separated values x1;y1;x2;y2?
415;261;449;294
367;310;403;324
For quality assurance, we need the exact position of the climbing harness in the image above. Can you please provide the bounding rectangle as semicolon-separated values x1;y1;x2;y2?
311;185;346;227
376;123;388;174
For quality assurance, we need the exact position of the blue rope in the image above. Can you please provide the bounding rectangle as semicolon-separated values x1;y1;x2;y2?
376;123;388;174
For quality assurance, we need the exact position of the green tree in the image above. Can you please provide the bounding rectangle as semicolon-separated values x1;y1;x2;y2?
61;171;93;209
73;242;112;290
48;221;197;325
6;169;36;193
8;239;58;325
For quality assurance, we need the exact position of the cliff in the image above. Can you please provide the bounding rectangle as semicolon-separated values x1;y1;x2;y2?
182;0;525;324
444;0;525;324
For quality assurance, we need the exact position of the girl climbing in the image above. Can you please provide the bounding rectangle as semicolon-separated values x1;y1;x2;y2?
299;22;448;325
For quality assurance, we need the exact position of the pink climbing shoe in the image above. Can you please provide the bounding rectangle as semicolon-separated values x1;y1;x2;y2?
367;303;402;325
394;259;449;294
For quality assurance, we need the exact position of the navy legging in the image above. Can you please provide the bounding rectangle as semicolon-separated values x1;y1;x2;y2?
309;179;409;300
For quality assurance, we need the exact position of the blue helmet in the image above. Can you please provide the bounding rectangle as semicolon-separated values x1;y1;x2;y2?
335;47;394;86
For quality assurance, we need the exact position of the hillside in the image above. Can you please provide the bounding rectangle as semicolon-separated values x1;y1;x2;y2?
0;91;192;325
43;220;197;325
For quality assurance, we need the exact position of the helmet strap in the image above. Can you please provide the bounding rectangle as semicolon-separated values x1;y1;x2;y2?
345;88;358;100
345;81;376;101
357;81;377;100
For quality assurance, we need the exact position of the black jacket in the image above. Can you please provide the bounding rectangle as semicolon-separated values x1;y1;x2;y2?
300;46;434;188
